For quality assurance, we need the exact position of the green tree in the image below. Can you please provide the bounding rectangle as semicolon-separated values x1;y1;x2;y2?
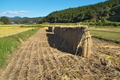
0;21;4;25
0;16;10;24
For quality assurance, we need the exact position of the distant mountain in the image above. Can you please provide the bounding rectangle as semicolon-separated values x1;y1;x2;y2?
8;16;22;21
42;0;120;23
8;16;43;24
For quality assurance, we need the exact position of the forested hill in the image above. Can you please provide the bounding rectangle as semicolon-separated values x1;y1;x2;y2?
42;0;120;23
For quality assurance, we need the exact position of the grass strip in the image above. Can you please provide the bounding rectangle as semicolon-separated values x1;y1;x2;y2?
0;28;39;67
90;30;120;42
92;35;120;43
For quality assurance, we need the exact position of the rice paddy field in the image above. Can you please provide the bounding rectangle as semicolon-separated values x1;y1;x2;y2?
0;25;40;68
90;26;120;31
0;25;33;28
89;26;120;42
0;26;120;80
90;30;120;41
0;25;39;38
0;28;34;38
0;24;120;80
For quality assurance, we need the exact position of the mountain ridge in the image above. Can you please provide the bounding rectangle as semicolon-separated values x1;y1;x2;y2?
8;16;43;24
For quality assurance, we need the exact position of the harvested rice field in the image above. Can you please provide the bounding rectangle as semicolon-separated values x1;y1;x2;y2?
0;28;34;38
0;28;120;80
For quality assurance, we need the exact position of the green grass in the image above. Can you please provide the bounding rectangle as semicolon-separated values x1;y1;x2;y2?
89;26;120;31
0;28;39;67
90;30;120;42
92;35;120;43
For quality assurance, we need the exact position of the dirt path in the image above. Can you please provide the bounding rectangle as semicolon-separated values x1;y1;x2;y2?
0;29;120;80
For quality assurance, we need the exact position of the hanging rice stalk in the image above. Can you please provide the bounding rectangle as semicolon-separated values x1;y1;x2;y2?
54;26;92;58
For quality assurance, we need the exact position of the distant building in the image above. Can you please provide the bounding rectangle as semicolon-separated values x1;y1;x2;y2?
11;22;18;25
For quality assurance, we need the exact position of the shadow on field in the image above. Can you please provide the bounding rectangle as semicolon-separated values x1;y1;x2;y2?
46;32;74;55
46;29;50;32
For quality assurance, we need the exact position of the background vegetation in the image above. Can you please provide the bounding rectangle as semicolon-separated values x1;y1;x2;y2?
0;16;10;24
9;17;43;24
1;0;119;26
40;0;120;26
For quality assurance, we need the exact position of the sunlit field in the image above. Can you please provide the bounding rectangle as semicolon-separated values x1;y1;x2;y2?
0;25;35;38
0;27;39;67
0;25;20;29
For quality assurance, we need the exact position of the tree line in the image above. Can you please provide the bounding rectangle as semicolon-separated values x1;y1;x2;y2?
0;16;43;24
9;17;43;24
1;0;120;25
40;0;120;23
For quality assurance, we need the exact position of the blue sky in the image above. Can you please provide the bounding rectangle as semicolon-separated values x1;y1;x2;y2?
0;0;107;17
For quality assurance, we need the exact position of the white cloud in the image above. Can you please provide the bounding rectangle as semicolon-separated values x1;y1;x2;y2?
0;11;31;16
19;10;31;13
